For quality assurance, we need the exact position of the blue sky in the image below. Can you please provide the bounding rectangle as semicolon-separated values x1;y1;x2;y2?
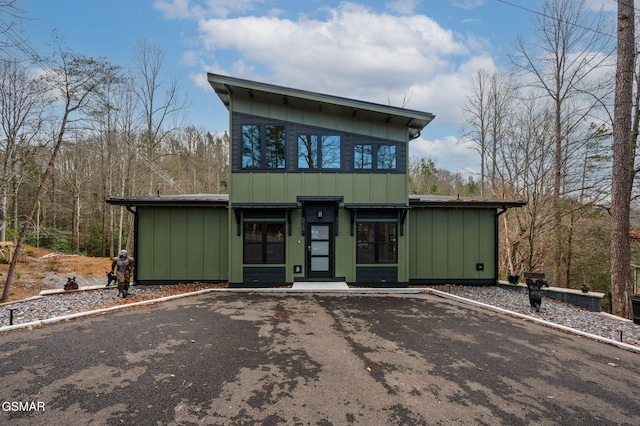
19;0;616;173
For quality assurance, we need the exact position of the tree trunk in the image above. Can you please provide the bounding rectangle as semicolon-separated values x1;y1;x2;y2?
1;110;70;302
611;0;635;319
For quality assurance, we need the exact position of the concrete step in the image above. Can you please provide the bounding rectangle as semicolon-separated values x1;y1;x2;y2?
291;282;349;290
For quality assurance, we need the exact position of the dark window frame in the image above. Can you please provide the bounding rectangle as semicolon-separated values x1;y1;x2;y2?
356;221;398;264
297;134;342;169
243;221;286;264
354;143;397;170
241;124;286;169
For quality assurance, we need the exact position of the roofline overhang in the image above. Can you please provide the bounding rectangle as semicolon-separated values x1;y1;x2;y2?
106;195;229;207
207;73;435;139
408;198;526;209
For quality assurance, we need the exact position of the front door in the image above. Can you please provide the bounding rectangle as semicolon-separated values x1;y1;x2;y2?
307;223;333;279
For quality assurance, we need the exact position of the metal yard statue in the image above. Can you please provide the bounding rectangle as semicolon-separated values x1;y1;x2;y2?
526;276;549;312
111;250;135;298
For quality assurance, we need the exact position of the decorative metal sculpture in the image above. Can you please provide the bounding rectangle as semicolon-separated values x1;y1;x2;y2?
526;277;548;312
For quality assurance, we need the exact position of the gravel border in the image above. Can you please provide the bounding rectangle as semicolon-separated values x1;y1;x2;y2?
1;284;639;353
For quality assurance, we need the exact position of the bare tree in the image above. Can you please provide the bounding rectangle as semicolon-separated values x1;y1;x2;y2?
131;39;188;195
611;0;635;319
461;70;491;196
511;0;613;286
0;59;49;242
1;36;120;302
0;0;24;56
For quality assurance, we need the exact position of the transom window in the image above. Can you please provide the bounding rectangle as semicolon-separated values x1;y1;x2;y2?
243;222;286;264
354;143;397;170
242;124;286;169
356;222;398;264
297;134;341;169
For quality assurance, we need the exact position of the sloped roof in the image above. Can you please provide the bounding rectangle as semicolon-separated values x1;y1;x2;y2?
207;73;435;140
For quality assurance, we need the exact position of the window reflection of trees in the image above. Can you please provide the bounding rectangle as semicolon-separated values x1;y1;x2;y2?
298;135;317;168
377;145;396;169
298;134;341;169
265;125;285;168
354;144;373;169
241;125;261;168
241;124;285;169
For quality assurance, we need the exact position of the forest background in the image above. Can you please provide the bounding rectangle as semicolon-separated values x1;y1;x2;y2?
1;0;639;311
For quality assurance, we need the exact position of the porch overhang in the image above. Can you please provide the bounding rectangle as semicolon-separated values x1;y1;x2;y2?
344;203;409;236
231;202;298;236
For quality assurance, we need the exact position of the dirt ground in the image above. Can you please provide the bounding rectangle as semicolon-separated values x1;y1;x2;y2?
0;245;114;301
0;245;226;302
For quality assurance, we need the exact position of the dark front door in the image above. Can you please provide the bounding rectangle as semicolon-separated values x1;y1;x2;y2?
307;223;333;279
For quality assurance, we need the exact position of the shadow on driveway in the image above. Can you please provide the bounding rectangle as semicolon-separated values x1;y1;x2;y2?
1;292;639;425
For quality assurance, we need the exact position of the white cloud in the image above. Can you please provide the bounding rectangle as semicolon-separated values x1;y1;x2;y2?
386;0;418;15
410;135;480;173
164;1;499;168
154;0;260;19
451;0;485;10
194;3;483;110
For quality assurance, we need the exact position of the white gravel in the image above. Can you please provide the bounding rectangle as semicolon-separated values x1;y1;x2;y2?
0;285;164;327
1;284;639;350
432;285;640;348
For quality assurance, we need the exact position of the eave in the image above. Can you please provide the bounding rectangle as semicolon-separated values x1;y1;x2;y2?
207;73;435;140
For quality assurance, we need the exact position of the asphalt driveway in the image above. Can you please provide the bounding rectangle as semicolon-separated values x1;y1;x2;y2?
0;292;638;425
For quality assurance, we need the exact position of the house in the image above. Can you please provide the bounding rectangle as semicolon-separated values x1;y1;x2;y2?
107;73;524;287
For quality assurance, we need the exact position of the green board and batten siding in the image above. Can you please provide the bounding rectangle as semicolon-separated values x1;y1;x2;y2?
230;173;408;205
106;74;523;286
136;207;228;283
408;208;496;282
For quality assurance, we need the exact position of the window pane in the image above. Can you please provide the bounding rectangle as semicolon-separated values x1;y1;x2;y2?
265;243;285;264
242;125;261;168
243;244;263;264
377;145;396;169
311;257;329;271
354;144;373;169
266;223;285;242
357;243;375;264
311;241;329;256
243;222;263;242
356;222;397;264
265;125;286;168
378;243;397;263
311;225;330;240
356;223;375;264
265;223;285;263
321;136;341;168
377;223;398;264
298;135;317;168
357;223;374;243
378;223;397;244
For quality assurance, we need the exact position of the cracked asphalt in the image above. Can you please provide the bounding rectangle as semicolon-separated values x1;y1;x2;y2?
1;292;639;425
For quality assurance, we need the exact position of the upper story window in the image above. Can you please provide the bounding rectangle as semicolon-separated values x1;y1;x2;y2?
242;124;286;169
297;135;341;169
354;143;397;170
